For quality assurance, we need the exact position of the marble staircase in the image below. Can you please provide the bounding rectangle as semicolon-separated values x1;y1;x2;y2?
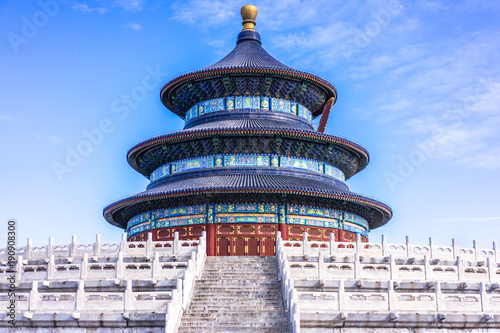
178;256;290;333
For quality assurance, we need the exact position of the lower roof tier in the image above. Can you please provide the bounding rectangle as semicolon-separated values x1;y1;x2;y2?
127;125;369;181
103;173;392;230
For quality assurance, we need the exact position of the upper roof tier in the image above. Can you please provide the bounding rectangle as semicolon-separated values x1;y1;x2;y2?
160;6;337;119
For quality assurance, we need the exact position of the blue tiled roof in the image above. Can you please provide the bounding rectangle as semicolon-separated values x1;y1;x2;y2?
160;31;337;117
103;172;392;230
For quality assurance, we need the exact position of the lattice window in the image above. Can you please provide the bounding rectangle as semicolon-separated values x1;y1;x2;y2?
263;238;275;256
190;226;204;236
218;226;234;234
259;225;275;234
307;228;321;237
248;238;260;256
235;238;246;256
239;226;254;234
289;226;304;235
218;237;230;256
156;229;170;239
174;228;187;237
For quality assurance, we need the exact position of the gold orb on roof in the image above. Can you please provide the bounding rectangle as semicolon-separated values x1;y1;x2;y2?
241;5;258;31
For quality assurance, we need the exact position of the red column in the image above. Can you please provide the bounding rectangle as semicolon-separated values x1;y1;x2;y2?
207;223;216;256
279;223;287;240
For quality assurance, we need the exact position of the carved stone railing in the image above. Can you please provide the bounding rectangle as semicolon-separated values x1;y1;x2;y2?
282;233;498;262
276;231;300;333
277;233;500;330
0;232;207;332
0;232;202;261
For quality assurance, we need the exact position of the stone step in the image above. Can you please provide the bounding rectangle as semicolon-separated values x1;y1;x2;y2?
191;296;283;302
178;256;289;333
200;266;276;274
195;279;280;284
195;284;281;288
179;321;289;328
201;274;278;278
178;326;289;333
187;304;285;311
182;312;288;319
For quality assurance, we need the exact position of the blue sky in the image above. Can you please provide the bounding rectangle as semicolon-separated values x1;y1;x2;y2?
1;0;499;250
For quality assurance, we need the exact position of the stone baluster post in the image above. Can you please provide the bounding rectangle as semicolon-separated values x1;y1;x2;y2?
81;253;88;279
381;234;388;257
388;280;395;311
318;252;324;279
26;238;33;260
47;254;55;280
95;234;101;257
29;281;38;311
487;257;494;282
302;232;308;255
457;255;464;281
452;238;458;259
76;280;85;311
70;235;77;257
330;232;336;256
152;251;160;279
423;255;430;281
116;252;124;279
120;233;127;254
173;232;180;255
480;282;488;312
494;241;498;263
435;281;442;312
474;240;479;261
389;255;395;280
406;236;412;257
146;232;153;256
354;253;361;279
338;279;345;311
124;280;133;312
16;255;23;282
47;236;54;258
429;237;435;259
355;233;361;255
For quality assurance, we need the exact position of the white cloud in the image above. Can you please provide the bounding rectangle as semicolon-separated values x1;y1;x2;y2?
27;131;61;145
172;0;236;26
0;115;13;122
71;2;108;14
113;0;145;12
124;22;142;31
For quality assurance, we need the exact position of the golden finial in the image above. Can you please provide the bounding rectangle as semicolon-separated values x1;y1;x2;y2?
241;5;258;31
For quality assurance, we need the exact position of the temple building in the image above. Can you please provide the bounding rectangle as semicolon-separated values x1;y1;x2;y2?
103;5;392;256
2;6;499;333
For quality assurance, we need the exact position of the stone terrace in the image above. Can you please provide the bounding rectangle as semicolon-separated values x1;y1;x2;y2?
277;233;500;332
0;232;206;332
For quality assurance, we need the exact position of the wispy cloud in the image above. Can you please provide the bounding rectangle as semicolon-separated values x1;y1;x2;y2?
71;2;108;14
113;0;145;12
0;115;13;122
172;0;236;26
27;131;61;144
124;22;142;31
171;0;500;170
